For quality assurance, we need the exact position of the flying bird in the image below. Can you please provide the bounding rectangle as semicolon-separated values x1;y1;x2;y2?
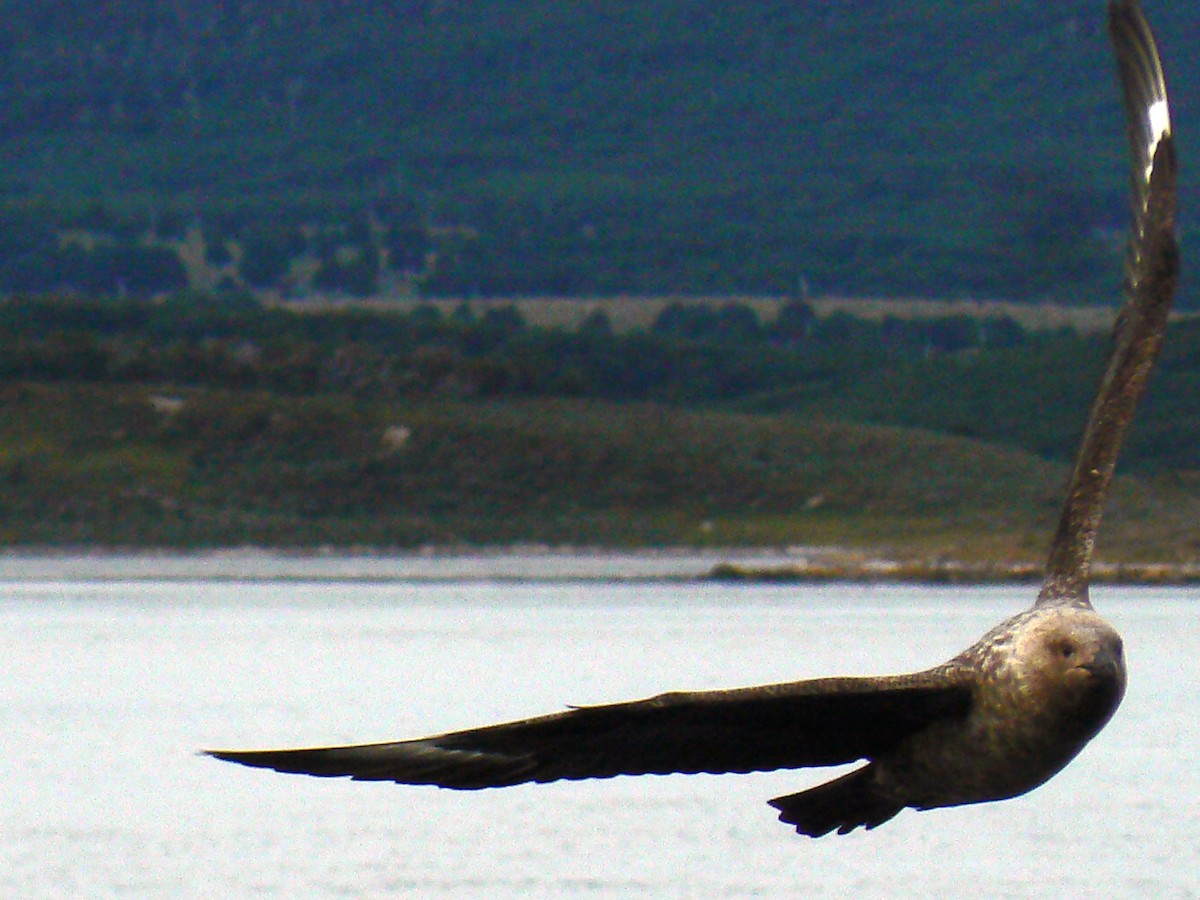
207;0;1179;838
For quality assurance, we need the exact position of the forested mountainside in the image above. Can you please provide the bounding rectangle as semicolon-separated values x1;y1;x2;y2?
1;0;1195;301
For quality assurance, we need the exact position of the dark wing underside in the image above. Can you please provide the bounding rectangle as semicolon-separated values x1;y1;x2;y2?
207;672;971;788
1040;0;1178;605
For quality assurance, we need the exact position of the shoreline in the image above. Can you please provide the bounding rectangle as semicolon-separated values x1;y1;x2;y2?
3;546;1199;585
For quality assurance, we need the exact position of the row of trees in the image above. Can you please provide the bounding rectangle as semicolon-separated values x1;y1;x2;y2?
0;294;1033;402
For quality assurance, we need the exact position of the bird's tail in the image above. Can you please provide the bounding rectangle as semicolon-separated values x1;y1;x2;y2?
768;765;903;837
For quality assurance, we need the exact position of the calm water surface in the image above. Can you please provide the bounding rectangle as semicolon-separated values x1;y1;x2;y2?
2;561;1198;898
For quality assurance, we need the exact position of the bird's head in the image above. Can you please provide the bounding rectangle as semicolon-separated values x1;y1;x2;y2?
1023;607;1127;740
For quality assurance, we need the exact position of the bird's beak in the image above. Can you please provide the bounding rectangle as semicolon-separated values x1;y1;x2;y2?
1079;644;1127;717
1082;645;1124;683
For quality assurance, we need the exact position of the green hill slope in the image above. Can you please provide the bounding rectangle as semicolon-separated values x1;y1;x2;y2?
4;382;1197;562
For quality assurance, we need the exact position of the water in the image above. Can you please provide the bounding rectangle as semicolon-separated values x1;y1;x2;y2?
2;560;1198;898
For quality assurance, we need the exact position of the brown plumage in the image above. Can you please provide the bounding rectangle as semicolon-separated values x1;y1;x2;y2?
206;0;1177;838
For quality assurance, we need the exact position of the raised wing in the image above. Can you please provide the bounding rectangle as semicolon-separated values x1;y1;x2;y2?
206;672;971;788
1040;0;1179;605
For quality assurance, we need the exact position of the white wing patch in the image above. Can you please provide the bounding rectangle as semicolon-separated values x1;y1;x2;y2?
1145;97;1171;181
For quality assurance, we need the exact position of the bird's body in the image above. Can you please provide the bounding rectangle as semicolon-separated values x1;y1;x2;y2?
783;603;1126;835
207;0;1177;838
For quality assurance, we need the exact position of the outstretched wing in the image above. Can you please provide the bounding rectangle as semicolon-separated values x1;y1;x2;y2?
207;672;970;788
1040;0;1179;605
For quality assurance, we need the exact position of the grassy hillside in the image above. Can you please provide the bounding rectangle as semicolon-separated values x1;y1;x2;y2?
1;1;1196;301
3;381;1198;562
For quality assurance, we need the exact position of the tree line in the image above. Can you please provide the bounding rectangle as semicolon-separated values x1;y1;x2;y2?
0;293;1032;403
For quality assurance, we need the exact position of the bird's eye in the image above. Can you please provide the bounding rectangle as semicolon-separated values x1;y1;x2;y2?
1056;641;1077;659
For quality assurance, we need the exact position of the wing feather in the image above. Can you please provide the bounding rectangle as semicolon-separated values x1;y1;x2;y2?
206;672;971;788
1040;0;1178;605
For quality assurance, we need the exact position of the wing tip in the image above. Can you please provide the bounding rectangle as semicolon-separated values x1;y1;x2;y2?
202;745;362;778
1108;0;1171;161
202;746;298;770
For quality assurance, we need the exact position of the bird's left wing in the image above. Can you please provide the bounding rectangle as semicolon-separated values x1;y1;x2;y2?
206;671;971;788
1040;0;1179;605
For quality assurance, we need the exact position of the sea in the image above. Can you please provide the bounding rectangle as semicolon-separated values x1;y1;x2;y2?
2;552;1197;898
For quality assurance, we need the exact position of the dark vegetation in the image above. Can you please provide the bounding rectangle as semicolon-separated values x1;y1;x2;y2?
1;1;1197;302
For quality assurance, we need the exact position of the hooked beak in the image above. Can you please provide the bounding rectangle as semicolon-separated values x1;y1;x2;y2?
1082;645;1125;683
1079;644;1127;717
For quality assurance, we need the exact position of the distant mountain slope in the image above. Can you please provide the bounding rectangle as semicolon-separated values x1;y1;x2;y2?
0;0;1195;301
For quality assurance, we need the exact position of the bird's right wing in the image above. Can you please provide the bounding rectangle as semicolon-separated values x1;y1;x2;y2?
206;671;971;788
1040;0;1179;605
